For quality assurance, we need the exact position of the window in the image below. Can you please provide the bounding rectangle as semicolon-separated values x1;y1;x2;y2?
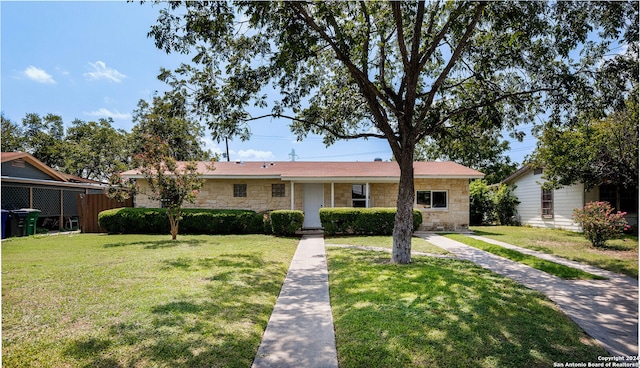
272;184;285;197
533;168;543;175
234;184;247;197
352;184;368;207
541;189;553;218
599;184;639;213
416;190;448;209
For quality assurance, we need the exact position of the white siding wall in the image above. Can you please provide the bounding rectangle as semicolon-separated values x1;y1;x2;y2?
511;170;584;231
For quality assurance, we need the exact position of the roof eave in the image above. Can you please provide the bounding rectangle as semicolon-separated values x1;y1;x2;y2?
2;176;108;189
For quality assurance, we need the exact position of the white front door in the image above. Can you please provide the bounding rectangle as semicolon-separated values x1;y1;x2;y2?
303;183;324;228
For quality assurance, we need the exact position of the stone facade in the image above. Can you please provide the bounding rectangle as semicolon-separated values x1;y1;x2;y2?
134;177;471;230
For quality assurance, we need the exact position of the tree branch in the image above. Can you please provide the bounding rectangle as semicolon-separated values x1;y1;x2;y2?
288;2;401;148
246;113;387;141
391;2;410;70
416;87;551;142
418;2;468;71
420;2;486;120
360;1;371;75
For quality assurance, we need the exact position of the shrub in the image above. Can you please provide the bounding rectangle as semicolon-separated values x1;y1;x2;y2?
573;201;630;247
98;208;264;235
493;184;520;226
469;180;520;226
319;208;422;235
270;210;304;235
469;179;494;225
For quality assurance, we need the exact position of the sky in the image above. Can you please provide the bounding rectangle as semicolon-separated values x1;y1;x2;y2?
1;1;536;164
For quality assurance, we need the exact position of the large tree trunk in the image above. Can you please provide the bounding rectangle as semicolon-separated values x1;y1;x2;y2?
392;156;415;264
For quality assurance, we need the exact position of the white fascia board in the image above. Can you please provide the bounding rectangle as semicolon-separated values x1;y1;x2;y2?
415;175;485;179
201;175;283;180
123;174;483;181
281;176;400;183
1;176;107;189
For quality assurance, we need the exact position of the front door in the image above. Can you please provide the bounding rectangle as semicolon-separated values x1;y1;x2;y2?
303;183;324;228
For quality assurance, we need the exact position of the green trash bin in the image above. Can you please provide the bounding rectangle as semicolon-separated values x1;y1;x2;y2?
20;209;41;236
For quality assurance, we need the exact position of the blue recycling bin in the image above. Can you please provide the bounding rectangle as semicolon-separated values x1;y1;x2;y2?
1;210;10;239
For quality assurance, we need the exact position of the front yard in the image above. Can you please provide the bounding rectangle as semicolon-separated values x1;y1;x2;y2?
2;234;298;368
3;229;626;367
470;226;638;278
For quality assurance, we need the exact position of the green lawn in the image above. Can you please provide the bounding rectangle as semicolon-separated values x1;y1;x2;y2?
4;232;616;367
327;248;607;368
325;235;450;254
2;233;299;368
444;233;606;280
470;226;638;278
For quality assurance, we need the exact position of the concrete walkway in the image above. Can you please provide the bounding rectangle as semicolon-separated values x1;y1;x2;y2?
252;234;338;368
416;232;639;357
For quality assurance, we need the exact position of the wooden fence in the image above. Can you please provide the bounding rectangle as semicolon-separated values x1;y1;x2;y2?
77;193;133;233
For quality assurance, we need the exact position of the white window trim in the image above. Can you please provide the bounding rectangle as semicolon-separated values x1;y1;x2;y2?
416;190;449;210
352;183;370;208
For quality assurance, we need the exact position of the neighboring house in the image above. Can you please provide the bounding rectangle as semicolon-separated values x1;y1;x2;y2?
1;152;107;230
122;161;484;231
503;165;638;231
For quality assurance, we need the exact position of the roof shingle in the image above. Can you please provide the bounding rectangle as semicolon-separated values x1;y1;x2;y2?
122;161;484;180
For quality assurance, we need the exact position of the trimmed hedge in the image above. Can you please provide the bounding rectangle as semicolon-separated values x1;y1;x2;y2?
319;207;423;235
98;208;264;235
269;210;304;236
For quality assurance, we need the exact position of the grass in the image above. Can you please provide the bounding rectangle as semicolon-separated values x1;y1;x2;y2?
2;233;299;368
470;226;638;278
324;235;450;255
327;248;607;368
443;233;606;280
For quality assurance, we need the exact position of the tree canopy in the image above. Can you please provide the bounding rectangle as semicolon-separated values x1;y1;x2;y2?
148;0;637;263
1;102;212;182
533;91;639;196
130;93;213;162
414;125;517;184
64;118;130;182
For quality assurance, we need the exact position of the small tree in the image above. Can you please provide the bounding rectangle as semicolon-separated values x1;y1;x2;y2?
469;179;494;225
493;184;520;226
573;201;630;247
469;180;520;226
109;135;207;240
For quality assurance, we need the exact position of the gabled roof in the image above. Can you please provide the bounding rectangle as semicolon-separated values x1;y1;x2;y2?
502;164;537;184
1;151;69;182
122;161;484;182
1;152;105;186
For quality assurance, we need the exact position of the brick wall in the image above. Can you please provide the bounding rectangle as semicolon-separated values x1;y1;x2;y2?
134;177;470;230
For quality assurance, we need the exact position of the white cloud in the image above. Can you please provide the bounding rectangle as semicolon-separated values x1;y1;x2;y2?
84;108;131;120
23;66;56;84
84;61;126;83
202;138;224;156
235;149;275;161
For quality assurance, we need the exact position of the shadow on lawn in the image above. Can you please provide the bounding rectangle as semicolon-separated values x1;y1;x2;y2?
103;238;207;249
63;254;286;368
328;249;606;368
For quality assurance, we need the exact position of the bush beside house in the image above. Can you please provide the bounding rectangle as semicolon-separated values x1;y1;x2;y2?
320;208;423;235
99;208;265;235
573;201;630;247
269;210;304;236
469;180;520;226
